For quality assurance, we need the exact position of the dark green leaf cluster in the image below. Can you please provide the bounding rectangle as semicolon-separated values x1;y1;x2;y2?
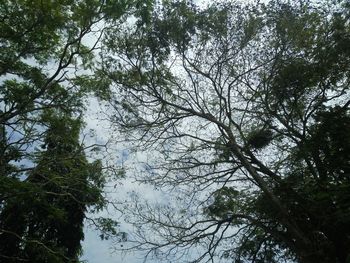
247;129;274;149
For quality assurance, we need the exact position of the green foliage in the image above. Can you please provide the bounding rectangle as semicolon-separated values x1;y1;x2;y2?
96;218;120;240
247;129;274;149
0;112;107;262
254;107;350;263
0;0;137;261
205;187;240;219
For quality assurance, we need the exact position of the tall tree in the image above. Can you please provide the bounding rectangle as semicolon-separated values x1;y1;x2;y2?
100;0;350;262
0;0;145;261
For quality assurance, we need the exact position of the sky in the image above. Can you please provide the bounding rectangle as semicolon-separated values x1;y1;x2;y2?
80;97;164;263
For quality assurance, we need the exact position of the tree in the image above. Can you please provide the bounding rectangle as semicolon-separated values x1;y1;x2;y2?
0;0;144;261
100;0;350;262
0;111;105;262
0;0;130;171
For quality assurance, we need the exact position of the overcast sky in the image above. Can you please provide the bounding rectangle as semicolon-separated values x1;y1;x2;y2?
80;97;164;263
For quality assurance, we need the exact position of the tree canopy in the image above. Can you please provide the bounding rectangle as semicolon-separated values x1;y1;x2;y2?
99;0;350;262
1;0;349;262
0;0;143;261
